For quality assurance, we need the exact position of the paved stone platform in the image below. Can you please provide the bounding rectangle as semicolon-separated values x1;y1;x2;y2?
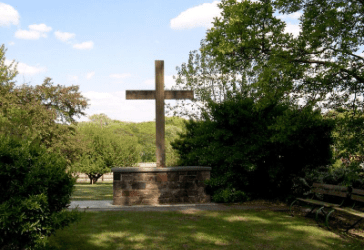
67;200;290;212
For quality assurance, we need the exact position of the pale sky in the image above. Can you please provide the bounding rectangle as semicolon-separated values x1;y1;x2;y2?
0;1;301;122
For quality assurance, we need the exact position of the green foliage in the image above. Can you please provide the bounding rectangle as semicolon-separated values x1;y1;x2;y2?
0;135;84;250
74;122;141;184
203;0;364;112
0;45;89;170
83;115;186;166
299;109;364;189
173;96;335;202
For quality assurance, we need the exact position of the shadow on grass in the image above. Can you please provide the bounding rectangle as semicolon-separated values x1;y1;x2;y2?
48;209;364;250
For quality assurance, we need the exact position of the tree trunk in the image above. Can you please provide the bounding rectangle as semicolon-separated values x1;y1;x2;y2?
88;174;103;185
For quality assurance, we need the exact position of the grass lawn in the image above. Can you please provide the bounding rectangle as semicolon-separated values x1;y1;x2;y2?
48;209;364;250
62;182;364;249
71;182;113;200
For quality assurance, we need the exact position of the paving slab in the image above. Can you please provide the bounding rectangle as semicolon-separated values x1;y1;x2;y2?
67;200;290;212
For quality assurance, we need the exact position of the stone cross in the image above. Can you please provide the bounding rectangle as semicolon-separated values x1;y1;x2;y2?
126;60;194;168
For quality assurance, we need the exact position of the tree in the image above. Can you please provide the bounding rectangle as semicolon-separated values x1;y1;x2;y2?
169;0;364;198
203;0;364;113
167;47;246;120
0;44;88;248
74;122;141;184
88;113;113;126
0;44;89;169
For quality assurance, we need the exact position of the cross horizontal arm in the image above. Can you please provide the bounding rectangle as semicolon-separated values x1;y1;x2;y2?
126;90;194;100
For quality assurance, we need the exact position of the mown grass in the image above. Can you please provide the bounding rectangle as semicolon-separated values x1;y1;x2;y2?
66;183;364;249
49;209;364;250
71;182;113;200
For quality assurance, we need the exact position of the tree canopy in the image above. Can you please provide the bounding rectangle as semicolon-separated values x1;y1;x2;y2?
204;0;364;111
74;121;141;184
169;0;364;118
0;44;89;169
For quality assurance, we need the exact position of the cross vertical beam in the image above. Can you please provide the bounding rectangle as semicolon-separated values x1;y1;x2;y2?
125;60;194;168
155;60;165;168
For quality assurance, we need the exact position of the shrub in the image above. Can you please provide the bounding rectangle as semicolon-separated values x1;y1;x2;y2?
172;96;335;202
0;135;83;250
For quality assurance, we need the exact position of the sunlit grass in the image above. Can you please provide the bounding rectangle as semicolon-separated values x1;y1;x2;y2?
48;209;364;250
71;182;113;200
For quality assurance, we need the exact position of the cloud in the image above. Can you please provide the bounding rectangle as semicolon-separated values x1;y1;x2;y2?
109;73;131;79
15;29;42;39
170;1;222;30
86;71;95;79
28;23;52;33
54;31;76;43
73;41;94;50
277;11;302;20
0;3;19;26
15;23;52;40
79;91;155;122
68;75;79;82
5;59;46;75
9;41;15;46
284;23;301;37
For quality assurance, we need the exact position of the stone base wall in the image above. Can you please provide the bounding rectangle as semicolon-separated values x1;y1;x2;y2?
111;167;211;206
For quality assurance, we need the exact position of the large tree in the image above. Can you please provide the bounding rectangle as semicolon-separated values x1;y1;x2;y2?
170;0;364;117
0;44;86;249
74;122;141;184
203;0;364;112
169;0;364;179
0;44;89;169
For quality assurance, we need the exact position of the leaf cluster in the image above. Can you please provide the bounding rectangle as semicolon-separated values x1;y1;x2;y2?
172;96;335;201
0;135;84;250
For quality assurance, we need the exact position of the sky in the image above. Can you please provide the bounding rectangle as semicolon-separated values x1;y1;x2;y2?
0;0;301;122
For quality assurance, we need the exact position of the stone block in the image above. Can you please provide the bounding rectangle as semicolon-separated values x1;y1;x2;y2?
187;190;198;197
133;173;155;181
121;175;134;182
196;186;206;195
131;182;146;189
185;171;197;175
166;181;180;189
179;175;197;182
120;181;132;190
113;188;123;198
114;173;121;181
113;181;122;189
180;181;196;190
145;183;159;190
167;172;179;182
113;196;142;206
122;190;140;197
186;196;198;203
141;197;159;205
156;173;168;183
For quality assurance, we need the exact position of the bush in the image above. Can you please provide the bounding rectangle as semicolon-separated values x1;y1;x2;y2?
172;96;335;202
0;135;83;250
